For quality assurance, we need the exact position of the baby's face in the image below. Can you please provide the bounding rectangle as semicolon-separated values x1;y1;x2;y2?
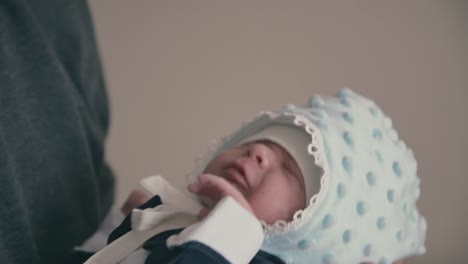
203;140;306;224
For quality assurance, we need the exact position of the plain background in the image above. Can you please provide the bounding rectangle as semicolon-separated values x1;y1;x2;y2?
89;1;467;263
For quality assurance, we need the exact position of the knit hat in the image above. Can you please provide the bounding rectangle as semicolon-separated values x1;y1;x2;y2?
197;88;427;263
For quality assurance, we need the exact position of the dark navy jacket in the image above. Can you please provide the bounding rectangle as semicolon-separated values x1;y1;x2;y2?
106;196;284;264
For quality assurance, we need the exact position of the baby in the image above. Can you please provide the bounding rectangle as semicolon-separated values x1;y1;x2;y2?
84;89;427;264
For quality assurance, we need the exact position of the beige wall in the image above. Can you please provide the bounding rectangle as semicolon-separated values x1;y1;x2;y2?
89;1;467;263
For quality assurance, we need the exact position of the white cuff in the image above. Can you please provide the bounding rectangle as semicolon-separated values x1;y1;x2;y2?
166;197;264;264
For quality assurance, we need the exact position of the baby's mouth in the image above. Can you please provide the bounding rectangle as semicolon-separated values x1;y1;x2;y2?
222;162;250;193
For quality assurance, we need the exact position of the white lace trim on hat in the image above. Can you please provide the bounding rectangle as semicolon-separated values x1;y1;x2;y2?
260;113;329;236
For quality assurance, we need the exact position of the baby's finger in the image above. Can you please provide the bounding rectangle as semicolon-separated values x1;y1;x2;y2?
197;174;250;207
198;173;232;190
188;179;218;209
188;175;232;208
196;174;234;199
188;180;220;198
187;181;201;194
189;174;255;216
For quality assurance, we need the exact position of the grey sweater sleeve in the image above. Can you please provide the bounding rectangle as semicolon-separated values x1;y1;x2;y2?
0;1;114;263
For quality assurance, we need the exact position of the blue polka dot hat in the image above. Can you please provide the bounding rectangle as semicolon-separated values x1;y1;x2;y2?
198;88;427;264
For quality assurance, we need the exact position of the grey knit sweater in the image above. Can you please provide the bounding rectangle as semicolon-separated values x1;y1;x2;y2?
0;0;114;263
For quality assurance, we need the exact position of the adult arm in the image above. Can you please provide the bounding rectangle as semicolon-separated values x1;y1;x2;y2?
0;1;113;263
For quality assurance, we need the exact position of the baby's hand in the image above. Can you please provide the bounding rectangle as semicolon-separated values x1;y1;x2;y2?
188;173;254;218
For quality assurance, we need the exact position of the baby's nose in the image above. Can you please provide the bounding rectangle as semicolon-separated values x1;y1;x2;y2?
249;144;272;169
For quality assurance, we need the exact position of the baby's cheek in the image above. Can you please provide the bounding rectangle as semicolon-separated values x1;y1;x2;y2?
257;202;298;224
246;197;277;224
